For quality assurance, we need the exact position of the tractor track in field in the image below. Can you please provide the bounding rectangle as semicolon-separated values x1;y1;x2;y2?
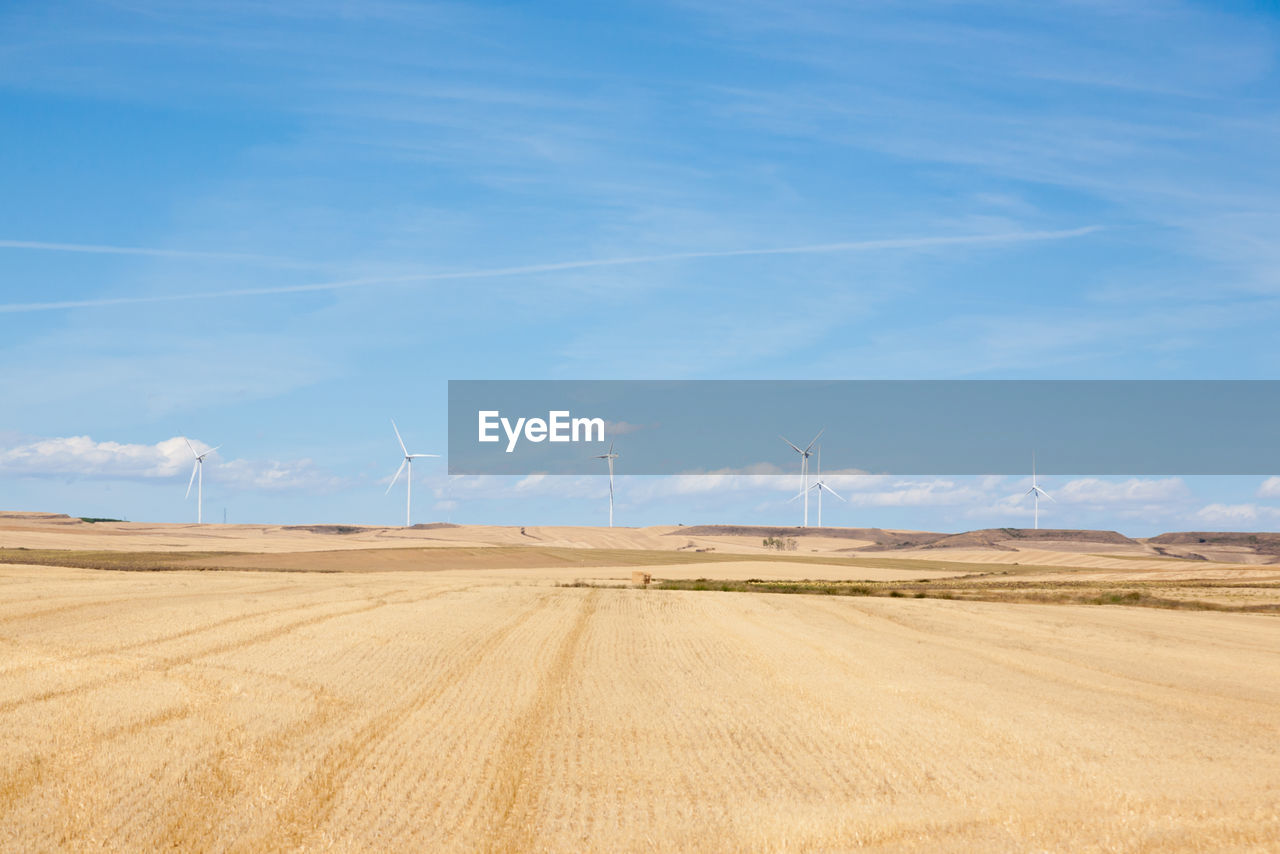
477;588;600;854
0;585;474;715
237;589;560;852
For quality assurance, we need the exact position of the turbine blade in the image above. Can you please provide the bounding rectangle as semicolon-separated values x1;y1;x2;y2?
787;490;805;503
391;419;408;455
183;437;198;458
385;460;407;494
824;483;846;501
779;435;804;454
407;454;439;458
1040;487;1055;502
185;461;199;499
202;444;222;459
803;428;825;454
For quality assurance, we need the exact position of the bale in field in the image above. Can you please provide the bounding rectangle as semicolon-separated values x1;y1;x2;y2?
631;571;652;587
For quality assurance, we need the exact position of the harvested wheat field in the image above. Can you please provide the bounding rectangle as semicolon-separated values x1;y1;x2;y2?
2;536;1280;853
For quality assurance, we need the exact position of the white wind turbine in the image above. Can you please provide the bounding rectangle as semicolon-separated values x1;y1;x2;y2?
790;446;845;528
183;438;221;524
386;419;438;527
593;440;619;527
780;429;823;527
1024;453;1053;530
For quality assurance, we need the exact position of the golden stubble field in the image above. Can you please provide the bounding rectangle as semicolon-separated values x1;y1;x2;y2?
1;517;1279;852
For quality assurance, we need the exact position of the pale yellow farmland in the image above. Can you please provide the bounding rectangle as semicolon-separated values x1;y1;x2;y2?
2;516;1280;851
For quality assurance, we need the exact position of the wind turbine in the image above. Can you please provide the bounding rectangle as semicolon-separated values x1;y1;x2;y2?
1025;453;1053;530
593;440;619;527
386;419;438;527
796;446;845;528
183;438;221;524
780;429;823;527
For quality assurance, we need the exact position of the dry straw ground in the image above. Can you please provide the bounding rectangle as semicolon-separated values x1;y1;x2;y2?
1;515;1278;851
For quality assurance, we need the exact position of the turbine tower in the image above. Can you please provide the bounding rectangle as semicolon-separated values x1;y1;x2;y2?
183;438;221;525
807;447;846;528
593;440;619;527
1025;453;1053;530
780;429;823;527
386;419;438;527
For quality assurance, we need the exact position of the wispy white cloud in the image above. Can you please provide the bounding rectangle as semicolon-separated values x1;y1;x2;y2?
0;434;344;493
1194;503;1280;525
0;435;196;479
839;479;988;508
301;469;1280;531
1056;477;1189;504
1258;477;1280;498
433;472;1200;515
217;457;348;493
602;420;648;437
0;227;1099;314
635;470;793;497
445;472;984;510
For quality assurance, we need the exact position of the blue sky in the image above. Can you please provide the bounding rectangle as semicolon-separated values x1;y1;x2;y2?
2;0;1279;533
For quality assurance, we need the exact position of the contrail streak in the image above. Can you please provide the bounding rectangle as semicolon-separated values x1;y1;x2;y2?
0;238;298;265
0;226;1100;314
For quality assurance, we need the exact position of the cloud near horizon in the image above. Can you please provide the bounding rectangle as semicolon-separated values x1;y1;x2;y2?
434;472;1195;511
3;434;1272;530
1055;478;1189;504
1194;503;1280;525
0;435;195;479
0;435;344;493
